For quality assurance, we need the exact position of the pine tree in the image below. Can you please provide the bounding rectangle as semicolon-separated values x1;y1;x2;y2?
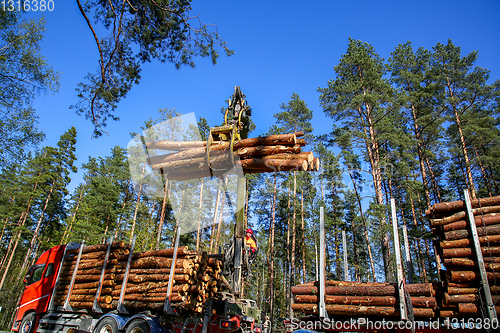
430;40;492;199
18;127;77;279
319;38;397;280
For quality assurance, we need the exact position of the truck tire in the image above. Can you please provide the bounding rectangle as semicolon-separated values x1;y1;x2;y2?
125;319;150;333
94;317;119;333
20;313;36;333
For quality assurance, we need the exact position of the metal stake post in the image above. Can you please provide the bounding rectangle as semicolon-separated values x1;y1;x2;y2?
391;199;407;321
164;227;182;315
463;189;497;322
402;224;413;284
342;230;348;281
118;235;136;314
318;207;328;319
63;241;85;311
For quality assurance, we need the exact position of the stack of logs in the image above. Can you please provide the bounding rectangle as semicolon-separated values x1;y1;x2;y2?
53;242;225;314
145;131;318;181
427;195;500;317
291;281;437;318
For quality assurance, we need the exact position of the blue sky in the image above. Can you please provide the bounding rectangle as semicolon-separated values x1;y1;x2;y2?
27;0;500;191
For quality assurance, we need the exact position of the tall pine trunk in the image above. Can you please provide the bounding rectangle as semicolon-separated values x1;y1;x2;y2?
130;163;146;242
156;179;170;250
196;178;204;250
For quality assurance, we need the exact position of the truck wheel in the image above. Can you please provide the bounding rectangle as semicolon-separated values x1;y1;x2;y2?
125;319;150;333
20;313;36;333
94;317;119;333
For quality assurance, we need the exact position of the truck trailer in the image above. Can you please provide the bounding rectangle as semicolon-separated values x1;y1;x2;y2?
11;240;261;333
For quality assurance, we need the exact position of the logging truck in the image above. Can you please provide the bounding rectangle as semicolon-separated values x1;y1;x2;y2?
11;241;262;333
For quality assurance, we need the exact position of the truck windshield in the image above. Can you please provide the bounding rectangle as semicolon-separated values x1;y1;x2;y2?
26;264;46;285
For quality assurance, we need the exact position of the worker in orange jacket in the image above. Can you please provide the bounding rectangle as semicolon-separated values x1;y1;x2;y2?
245;228;257;253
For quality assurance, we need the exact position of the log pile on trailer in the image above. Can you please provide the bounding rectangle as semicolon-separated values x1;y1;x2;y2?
145;131;318;181
291;280;437;318
52;242;225;314
427;195;500;317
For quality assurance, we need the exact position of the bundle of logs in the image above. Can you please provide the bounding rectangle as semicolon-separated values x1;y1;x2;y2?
426;195;500;317
52;241;225;314
291;281;437;318
145;131;318;181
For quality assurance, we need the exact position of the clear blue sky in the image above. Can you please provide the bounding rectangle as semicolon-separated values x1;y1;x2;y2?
27;0;500;191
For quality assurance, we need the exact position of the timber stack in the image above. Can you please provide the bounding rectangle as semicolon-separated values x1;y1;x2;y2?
426;195;500;317
145;131;318;181
291;280;437;318
53;241;225;314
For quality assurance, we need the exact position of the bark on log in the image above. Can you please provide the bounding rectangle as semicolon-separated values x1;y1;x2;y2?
53;294;112;304
59;267;114;277
146;132;303;151
239;158;308;172
115;273;192;284
66;241;127;255
291;303;435;317
442;247;500;258
298;281;394;287
59;273;114;283
443;214;500;232
430;206;500;226
238;146;303;159
63;259;118;270
110;283;196;296
57;280;115;290
56;287;113;295
447;270;500;282
441;235;500;249
291;284;433;297
444;293;477;304
444;224;500;241
116;257;193;269
427;196;500;215
447;287;479;295
115;268;194;275
443;258;500;271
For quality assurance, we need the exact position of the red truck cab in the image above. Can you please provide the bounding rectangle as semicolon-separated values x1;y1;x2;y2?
12;245;66;332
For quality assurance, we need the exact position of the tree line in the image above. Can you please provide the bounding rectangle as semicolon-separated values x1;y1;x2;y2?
0;15;499;331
